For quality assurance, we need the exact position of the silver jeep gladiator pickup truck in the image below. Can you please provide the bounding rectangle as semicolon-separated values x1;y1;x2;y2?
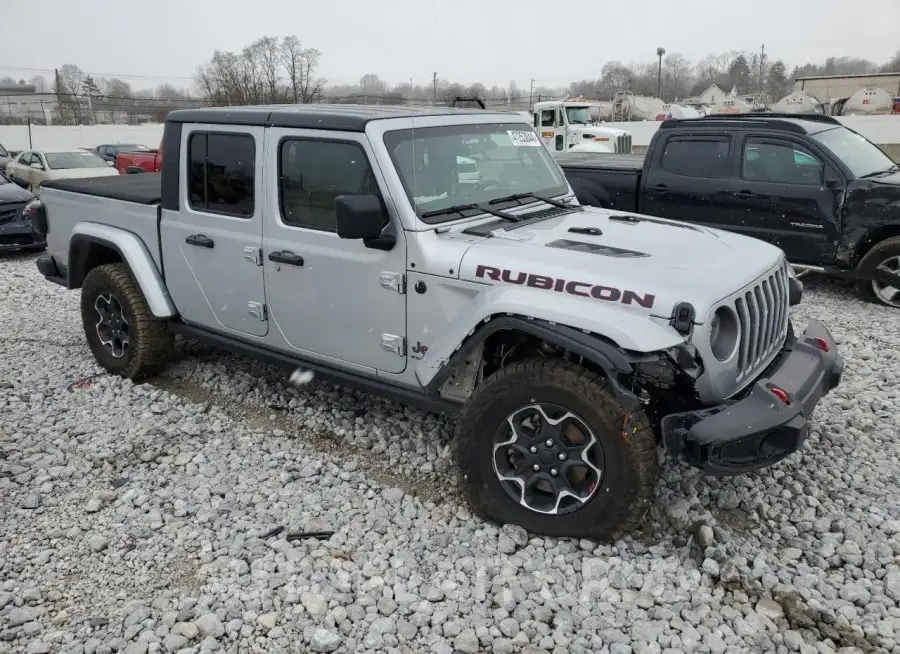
34;104;844;540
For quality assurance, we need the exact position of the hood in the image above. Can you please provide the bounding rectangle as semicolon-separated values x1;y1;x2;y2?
870;170;900;188
48;168;120;181
0;180;35;204
456;206;784;320
576;125;628;138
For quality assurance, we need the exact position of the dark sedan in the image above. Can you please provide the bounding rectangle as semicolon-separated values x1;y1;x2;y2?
0;172;45;251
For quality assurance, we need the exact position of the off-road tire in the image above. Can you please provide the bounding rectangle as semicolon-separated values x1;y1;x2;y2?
854;236;900;307
454;359;658;540
80;263;174;380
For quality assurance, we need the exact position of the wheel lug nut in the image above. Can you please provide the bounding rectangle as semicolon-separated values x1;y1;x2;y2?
529;446;537;454
558;453;567;461
545;439;554;447
532;464;540;472
550;468;558;476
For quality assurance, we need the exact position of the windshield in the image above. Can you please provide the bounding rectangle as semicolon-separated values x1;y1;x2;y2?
565;107;593;125
811;126;895;178
45;152;110;170
383;122;568;222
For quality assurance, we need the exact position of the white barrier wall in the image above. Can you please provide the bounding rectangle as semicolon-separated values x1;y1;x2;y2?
603;115;900;152
1;114;899;153
0;124;164;151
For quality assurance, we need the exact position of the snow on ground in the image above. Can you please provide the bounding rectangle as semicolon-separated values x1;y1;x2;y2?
2;251;900;654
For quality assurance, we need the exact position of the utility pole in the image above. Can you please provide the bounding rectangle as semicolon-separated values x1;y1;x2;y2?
656;48;666;99
54;68;63;124
759;43;766;96
432;72;437;105
529;78;535;108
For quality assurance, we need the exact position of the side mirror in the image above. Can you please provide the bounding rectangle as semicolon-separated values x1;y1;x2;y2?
824;169;842;189
335;193;390;243
30;162;43;170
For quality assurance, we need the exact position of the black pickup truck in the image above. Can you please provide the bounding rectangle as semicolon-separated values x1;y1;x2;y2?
555;114;900;307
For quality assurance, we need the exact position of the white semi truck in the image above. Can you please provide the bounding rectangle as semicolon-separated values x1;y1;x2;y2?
532;98;633;154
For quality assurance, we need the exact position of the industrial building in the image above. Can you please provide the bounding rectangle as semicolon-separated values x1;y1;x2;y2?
793;72;900;102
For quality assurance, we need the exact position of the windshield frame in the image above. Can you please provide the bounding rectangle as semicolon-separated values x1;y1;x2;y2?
0;143;8;158
810;126;895;179
44;151;111;170
382;120;569;225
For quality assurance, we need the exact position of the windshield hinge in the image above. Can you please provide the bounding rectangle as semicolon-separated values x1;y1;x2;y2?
381;334;406;357
380;271;406;294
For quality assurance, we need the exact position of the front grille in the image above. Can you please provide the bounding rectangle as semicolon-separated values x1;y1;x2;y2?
0;202;25;224
731;261;791;384
616;134;633;153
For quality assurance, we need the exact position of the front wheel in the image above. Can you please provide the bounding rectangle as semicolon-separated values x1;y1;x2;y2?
454;360;658;540
854;236;900;308
80;263;174;380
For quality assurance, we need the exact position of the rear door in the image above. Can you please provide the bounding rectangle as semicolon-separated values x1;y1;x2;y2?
159;124;268;337
732;135;839;264
641;133;738;230
8;152;31;186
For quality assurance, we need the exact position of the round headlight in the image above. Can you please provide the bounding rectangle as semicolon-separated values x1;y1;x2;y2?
710;306;739;361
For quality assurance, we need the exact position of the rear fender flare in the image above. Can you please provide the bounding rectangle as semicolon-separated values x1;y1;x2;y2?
69;222;176;318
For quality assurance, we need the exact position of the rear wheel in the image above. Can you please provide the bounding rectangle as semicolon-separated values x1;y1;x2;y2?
80;263;174;380
854;237;900;308
455;359;658;540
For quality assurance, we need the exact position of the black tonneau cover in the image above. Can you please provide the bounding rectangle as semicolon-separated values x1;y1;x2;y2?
42;173;161;205
552;151;646;171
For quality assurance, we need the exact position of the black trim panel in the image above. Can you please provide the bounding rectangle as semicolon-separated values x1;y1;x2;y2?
424;315;649;411
168;322;460;416
160;121;182;212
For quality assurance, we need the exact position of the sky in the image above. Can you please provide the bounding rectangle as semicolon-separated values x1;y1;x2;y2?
3;0;899;92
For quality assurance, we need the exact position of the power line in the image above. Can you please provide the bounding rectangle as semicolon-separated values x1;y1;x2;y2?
0;65;194;82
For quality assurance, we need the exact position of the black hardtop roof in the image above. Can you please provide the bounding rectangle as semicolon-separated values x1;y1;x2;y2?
166;103;521;132
660;113;841;135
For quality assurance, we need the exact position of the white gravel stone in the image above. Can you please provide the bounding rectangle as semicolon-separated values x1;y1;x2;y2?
2;257;899;653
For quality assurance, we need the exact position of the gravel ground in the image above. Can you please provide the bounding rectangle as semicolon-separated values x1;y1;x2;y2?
3;251;900;654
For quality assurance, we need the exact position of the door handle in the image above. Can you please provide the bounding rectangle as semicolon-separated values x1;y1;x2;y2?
185;234;214;248
734;190;755;199
268;250;304;266
650;184;668;193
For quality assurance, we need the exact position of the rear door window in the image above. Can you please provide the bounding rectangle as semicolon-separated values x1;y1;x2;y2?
660;137;732;178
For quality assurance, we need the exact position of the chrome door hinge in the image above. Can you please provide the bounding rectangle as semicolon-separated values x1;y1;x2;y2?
243;246;263;266
248;301;266;321
381;334;406;357
380;271;406;294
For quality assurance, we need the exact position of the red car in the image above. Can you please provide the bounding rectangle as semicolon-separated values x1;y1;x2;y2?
116;140;163;174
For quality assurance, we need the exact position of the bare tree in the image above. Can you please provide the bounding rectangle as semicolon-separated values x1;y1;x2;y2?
280;36;325;104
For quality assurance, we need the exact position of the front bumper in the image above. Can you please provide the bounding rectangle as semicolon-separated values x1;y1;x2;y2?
0;217;45;251
661;320;843;476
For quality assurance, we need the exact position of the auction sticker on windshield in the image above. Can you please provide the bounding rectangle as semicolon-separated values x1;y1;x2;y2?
507;130;542;147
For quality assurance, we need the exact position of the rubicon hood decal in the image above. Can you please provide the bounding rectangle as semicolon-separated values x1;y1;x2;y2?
475;265;655;309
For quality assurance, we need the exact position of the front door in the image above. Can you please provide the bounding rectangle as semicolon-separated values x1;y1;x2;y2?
263;128;408;373
731;135;839;264
159;124;267;337
537;109;561;151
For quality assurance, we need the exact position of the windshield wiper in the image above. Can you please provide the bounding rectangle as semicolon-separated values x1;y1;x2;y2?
488;192;570;209
421;202;525;222
860;164;900;178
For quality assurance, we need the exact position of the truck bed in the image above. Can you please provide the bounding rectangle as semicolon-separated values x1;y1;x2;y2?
554;152;645;213
42;172;162;205
40;173;164;274
552;151;646;171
